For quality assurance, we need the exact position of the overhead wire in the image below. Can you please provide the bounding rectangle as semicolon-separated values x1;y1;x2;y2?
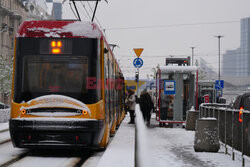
87;2;103;29
80;1;92;21
105;20;240;31
79;1;107;38
69;1;78;20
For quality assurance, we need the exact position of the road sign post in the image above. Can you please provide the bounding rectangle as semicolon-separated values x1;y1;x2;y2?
133;48;144;57
133;48;144;97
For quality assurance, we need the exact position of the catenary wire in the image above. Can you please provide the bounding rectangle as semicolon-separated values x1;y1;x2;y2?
69;2;78;20
80;2;92;21
105;20;239;31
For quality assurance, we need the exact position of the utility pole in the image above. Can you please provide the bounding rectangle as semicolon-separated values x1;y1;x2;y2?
215;35;223;84
191;47;195;66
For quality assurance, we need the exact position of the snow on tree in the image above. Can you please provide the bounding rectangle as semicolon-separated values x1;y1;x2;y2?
0;55;13;97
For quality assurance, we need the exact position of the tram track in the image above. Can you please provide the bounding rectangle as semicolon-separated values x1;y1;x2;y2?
0;148;97;167
0;128;106;167
0;129;11;146
0;151;30;167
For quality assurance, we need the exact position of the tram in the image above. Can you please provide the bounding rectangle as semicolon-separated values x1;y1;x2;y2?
9;20;125;149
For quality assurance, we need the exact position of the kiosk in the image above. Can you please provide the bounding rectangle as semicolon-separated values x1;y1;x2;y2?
156;66;198;127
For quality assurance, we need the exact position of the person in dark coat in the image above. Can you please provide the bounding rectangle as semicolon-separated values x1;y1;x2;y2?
139;90;154;126
127;89;136;124
159;92;170;126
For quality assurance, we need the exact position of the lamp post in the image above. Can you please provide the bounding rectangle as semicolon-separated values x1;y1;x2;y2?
191;47;195;66
215;35;223;84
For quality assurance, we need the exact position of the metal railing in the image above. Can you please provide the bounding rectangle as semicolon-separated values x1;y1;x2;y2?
200;103;250;166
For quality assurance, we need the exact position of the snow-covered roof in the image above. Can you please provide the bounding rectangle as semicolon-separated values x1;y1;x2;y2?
159;66;198;73
17;21;102;38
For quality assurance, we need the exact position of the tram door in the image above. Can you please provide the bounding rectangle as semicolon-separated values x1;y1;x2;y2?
104;49;110;124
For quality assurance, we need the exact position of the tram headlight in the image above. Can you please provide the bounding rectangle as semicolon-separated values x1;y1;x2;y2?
21;109;26;115
82;110;88;115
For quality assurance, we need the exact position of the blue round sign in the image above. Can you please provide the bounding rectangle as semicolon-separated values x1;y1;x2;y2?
133;58;143;68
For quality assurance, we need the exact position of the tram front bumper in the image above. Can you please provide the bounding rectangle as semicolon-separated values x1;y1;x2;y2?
9;118;104;148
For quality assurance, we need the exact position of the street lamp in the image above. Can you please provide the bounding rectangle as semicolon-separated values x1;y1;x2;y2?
190;47;195;66
215;35;223;83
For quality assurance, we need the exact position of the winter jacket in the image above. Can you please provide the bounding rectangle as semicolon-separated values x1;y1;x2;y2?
128;94;136;111
160;92;171;109
139;92;154;113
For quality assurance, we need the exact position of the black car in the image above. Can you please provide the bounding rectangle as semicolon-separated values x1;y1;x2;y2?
0;102;9;109
229;93;250;111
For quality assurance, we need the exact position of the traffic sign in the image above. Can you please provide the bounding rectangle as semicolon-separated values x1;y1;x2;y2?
215;80;224;90
164;80;176;95
133;58;143;68
133;48;144;57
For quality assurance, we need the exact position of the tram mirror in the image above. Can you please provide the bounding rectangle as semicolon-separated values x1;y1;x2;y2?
104;48;108;54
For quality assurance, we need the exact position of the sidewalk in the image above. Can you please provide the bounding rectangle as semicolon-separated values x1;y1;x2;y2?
82;114;135;167
97;115;135;167
85;111;249;167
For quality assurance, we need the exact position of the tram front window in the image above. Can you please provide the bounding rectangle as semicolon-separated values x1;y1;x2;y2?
20;56;88;102
14;38;101;104
24;56;88;93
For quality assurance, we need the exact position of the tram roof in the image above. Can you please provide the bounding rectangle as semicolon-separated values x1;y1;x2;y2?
16;20;103;38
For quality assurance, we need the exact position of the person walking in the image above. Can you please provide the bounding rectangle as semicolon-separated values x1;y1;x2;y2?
139;90;154;126
159;91;171;127
127;89;136;124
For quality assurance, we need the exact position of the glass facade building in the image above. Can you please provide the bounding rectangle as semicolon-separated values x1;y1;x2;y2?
222;18;250;77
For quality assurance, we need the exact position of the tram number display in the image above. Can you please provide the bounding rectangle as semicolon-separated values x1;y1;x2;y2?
40;39;72;54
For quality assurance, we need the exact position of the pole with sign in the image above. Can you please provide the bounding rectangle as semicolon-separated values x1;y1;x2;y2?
133;48;143;97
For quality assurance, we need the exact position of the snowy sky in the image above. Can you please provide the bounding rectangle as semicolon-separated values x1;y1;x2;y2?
61;0;250;79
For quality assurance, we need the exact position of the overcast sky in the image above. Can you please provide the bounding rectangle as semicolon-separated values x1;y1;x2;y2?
62;0;250;79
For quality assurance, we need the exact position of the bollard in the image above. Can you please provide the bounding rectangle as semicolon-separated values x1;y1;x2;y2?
185;109;199;131
194;118;220;152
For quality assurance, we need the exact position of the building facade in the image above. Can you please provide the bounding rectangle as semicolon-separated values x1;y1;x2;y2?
0;0;53;103
199;57;217;80
222;17;250;77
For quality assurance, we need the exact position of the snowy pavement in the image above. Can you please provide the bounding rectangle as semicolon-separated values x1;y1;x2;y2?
94;108;250;167
1;108;250;167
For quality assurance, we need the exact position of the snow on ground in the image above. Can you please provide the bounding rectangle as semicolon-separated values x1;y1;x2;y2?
0;142;27;165
1;101;249;166
0;109;10;123
9;155;81;167
96;108;249;167
0;130;10;143
0;122;8;131
95;115;135;167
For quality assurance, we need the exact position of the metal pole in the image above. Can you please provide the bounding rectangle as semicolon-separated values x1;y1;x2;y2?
242;111;245;167
72;0;81;21
92;0;99;22
191;47;195;66
232;110;235;160
195;70;198;111
137;68;139;98
215;35;223;89
225;109;228;154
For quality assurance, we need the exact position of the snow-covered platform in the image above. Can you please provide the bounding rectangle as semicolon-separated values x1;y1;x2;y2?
84;112;250;167
82;115;135;167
